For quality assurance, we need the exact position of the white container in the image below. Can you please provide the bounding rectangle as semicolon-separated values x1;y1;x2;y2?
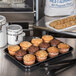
0;15;8;48
44;0;74;16
8;24;25;45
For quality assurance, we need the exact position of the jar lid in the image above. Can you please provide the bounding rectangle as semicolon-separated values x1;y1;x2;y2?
8;24;23;34
0;15;6;26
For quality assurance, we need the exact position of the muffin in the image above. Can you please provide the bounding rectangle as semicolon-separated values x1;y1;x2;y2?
42;35;54;43
23;54;35;66
47;47;59;58
31;38;43;46
28;45;39;54
35;50;48;62
20;41;32;51
58;43;70;54
15;50;26;61
49;21;58;27
39;42;50;50
70;21;76;26
50;39;61;47
8;45;20;56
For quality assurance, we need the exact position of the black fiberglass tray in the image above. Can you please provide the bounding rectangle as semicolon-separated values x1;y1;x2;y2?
4;46;73;70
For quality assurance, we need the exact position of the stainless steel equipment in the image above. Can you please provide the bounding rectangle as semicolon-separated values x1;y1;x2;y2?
0;0;36;36
0;0;34;23
36;0;45;20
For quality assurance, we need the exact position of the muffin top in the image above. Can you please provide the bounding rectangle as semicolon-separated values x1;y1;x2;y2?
39;42;50;48
20;41;32;48
58;43;70;49
28;45;39;54
47;47;59;53
8;45;20;52
42;35;54;42
23;54;35;61
35;50;48;57
15;50;26;57
31;38;43;46
50;39;61;46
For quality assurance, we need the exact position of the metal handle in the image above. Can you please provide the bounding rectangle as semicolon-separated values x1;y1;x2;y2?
15;32;25;42
21;32;25;37
15;35;18;42
52;61;76;73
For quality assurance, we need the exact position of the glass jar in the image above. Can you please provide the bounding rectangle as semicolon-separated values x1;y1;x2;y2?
8;24;25;45
0;15;8;48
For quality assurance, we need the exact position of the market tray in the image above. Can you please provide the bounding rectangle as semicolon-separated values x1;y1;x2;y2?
45;16;76;32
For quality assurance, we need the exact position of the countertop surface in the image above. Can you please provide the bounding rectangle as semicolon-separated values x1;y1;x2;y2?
0;30;76;76
0;1;76;75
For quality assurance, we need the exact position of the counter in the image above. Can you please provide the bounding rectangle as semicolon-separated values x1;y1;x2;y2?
0;1;76;75
0;29;76;76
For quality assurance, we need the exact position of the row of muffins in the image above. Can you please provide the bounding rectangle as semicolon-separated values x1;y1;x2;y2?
8;35;70;66
49;15;76;29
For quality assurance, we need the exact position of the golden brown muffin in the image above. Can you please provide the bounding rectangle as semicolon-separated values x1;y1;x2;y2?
49;21;58;27
35;50;48;62
23;54;35;66
58;43;70;54
31;38;43;46
68;15;76;21
56;20;61;25
70;21;76;26
42;35;54;43
63;18;69;23
66;17;72;22
20;41;32;51
8;45;20;56
73;15;76;20
54;24;64;29
65;22;72;27
59;19;64;24
47;47;59;58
